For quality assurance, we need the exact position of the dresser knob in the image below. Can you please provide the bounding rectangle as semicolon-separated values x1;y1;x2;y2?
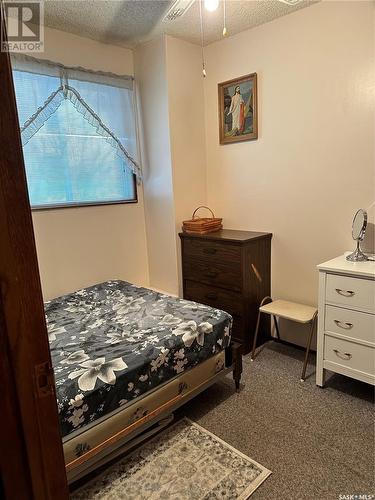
335;288;355;297
333;349;352;361
205;271;217;278
205;292;218;300
334;320;353;330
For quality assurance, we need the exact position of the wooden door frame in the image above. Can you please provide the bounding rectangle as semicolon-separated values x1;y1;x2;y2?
0;5;69;499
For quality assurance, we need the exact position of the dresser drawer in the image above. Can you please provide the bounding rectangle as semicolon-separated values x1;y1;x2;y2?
324;335;375;376
183;238;241;266
325;305;375;345
183;259;242;291
180;230;272;354
325;274;375;311
184;280;244;316
184;281;245;344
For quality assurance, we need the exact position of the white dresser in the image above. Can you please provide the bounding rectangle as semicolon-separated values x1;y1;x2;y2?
316;254;375;387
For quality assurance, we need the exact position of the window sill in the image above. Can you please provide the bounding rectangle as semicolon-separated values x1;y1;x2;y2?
31;199;138;211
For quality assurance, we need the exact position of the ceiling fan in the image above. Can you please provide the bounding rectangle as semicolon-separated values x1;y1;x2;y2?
164;0;303;22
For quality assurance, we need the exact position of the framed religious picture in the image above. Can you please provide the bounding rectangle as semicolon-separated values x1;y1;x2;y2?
218;73;258;144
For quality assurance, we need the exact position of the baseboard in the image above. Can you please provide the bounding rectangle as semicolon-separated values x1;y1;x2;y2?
272;338;317;353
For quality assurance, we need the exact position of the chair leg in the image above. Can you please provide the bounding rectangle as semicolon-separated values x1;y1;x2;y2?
251;296;272;361
273;315;281;340
301;312;317;382
251;310;262;361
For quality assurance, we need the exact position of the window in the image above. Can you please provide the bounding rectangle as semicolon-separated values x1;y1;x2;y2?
12;59;139;209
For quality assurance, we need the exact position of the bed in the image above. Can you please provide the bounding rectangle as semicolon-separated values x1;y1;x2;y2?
46;280;242;482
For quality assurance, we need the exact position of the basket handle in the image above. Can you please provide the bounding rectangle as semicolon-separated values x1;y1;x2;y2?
192;206;215;220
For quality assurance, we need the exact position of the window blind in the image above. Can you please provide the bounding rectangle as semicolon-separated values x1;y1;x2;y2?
11;55;140;209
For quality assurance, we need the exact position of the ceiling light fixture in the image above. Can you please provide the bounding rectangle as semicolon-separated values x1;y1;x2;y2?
204;0;219;12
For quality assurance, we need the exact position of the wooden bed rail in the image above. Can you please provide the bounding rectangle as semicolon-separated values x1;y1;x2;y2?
66;394;182;472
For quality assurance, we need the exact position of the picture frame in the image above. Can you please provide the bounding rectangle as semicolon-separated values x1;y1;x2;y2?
218;72;258;145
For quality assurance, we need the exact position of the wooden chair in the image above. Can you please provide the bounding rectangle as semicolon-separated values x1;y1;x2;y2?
251;297;318;381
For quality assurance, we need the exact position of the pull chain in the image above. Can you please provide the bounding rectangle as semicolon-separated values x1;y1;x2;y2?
199;0;206;77
223;0;228;37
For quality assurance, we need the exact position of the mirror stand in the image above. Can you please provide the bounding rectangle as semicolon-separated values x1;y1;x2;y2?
346;208;368;262
346;240;368;262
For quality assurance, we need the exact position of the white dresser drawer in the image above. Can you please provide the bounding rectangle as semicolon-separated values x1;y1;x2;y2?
325;305;375;346
317;255;375;387
326;274;375;312
324;335;375;376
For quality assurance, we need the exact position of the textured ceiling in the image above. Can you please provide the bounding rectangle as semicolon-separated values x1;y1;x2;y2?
44;0;318;49
44;0;171;47
159;0;317;47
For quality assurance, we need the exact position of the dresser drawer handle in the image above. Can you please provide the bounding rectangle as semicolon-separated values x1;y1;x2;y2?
335;288;355;297
333;349;352;361
203;248;217;255
205;271;218;279
334;320;353;330
205;292;218;300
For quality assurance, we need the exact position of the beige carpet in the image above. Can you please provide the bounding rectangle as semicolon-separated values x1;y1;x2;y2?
71;341;374;499
71;418;271;499
181;341;375;500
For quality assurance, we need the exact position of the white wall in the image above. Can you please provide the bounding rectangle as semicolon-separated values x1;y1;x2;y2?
165;35;207;295
134;36;179;295
134;35;208;296
28;26;150;299
203;0;374;343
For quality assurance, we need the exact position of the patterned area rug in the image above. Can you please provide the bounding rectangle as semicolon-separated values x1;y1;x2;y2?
72;418;271;499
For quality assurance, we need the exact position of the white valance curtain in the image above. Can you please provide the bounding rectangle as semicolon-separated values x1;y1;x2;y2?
11;54;142;181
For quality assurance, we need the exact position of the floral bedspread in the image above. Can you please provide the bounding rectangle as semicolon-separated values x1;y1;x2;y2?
46;280;232;438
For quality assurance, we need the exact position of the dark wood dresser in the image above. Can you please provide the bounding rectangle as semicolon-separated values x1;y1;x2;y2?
179;229;272;354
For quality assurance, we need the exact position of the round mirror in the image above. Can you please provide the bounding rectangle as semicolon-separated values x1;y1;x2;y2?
352;209;367;241
347;209;368;261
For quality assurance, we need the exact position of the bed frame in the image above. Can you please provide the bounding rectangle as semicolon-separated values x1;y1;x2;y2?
67;342;243;483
